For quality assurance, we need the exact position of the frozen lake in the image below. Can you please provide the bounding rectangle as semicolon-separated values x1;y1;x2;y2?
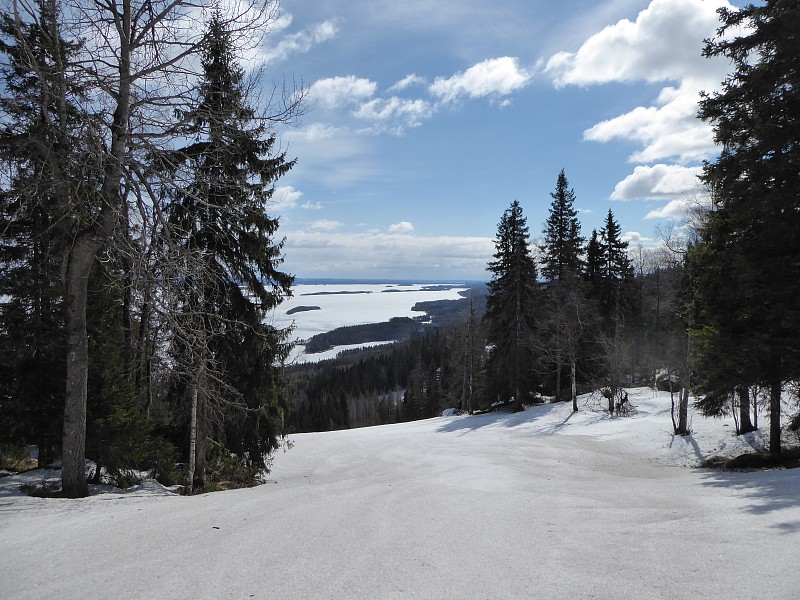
269;281;471;363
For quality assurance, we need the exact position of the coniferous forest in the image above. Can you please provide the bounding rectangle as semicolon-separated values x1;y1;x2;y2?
1;0;799;501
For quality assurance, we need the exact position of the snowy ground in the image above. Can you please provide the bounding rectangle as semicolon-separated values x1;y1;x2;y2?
2;388;799;599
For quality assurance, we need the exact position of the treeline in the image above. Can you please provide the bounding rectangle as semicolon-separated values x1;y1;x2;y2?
0;1;299;496
288;323;485;432
290;2;800;446
287;195;686;432
304;317;424;354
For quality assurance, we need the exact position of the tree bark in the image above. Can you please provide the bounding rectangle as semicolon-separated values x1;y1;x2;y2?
61;237;100;498
186;381;198;492
677;387;689;435
737;385;754;434
769;380;781;454
570;359;577;412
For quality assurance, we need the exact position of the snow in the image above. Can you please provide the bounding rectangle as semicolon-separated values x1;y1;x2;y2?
2;388;799;599
269;282;469;363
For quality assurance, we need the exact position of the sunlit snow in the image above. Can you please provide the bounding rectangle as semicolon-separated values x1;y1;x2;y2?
2;388;798;599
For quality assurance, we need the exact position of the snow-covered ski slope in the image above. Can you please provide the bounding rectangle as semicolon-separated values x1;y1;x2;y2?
2;388;799;599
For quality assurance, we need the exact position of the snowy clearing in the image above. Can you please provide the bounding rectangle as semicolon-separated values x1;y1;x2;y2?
1;388;799;599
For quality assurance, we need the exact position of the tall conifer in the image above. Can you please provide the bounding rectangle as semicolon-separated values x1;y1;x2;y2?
484;200;540;411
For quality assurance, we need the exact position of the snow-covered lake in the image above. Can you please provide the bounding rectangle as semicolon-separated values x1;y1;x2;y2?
2;388;798;599
269;281;470;363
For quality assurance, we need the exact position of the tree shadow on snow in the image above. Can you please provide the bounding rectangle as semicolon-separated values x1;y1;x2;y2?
435;403;567;436
698;467;800;531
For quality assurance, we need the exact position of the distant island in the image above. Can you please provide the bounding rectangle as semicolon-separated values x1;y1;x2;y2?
287;305;321;315
301;290;372;296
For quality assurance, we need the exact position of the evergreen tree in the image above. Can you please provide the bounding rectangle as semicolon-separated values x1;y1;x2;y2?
539;169;588;406
584;229;602;285
484;200;541;411
694;0;800;453
165;14;294;488
595;209;636;325
0;0;88;471
541;169;584;282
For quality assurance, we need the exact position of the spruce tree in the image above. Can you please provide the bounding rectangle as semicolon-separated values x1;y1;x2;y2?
0;0;87;472
694;0;800;453
541;169;584;282
484;200;541;412
165;14;294;488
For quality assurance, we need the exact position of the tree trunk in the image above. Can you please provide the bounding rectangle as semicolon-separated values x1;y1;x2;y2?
195;386;207;488
738;385;754;434
186;381;198;492
571;359;577;412
769;380;781;454
555;351;562;402
677;387;689;435
61;237;100;498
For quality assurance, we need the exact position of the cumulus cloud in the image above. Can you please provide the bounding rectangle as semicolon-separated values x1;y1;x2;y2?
388;221;415;233
389;74;427;92
301;201;322;210
430;57;533;103
622;231;653;245
309;76;377;110
272;185;304;210
644;193;711;221
583;80;718;163
644;199;692;221
611;164;703;201
353;97;434;129
261;18;339;64
545;0;731;87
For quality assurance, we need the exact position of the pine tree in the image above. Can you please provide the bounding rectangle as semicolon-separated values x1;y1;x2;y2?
165;14;294;488
484;200;541;411
694;0;800;453
541;169;584;282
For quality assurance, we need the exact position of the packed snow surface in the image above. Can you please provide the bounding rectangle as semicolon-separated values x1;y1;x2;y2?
2;388;799;599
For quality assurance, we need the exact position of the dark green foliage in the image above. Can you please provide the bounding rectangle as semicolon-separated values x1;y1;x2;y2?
593;209;636;325
0;0;85;466
541;169;584;282
693;0;800;452
163;14;295;484
304;317;423;354
484;200;541;410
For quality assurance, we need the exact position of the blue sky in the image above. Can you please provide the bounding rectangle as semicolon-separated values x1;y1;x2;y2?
256;0;742;281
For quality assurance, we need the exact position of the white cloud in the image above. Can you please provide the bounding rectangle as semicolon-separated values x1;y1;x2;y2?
353;97;434;129
430;57;533;103
583;80;718;163
644;199;692;221
309;76;377;110
283;230;494;279
261;18;339;64
389;74;427;92
309;219;344;231
388;221;415;233
644;193;711;221
611;164;703;201
622;231;653;244
545;0;732;87
301;201;322;210
272;185;303;210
